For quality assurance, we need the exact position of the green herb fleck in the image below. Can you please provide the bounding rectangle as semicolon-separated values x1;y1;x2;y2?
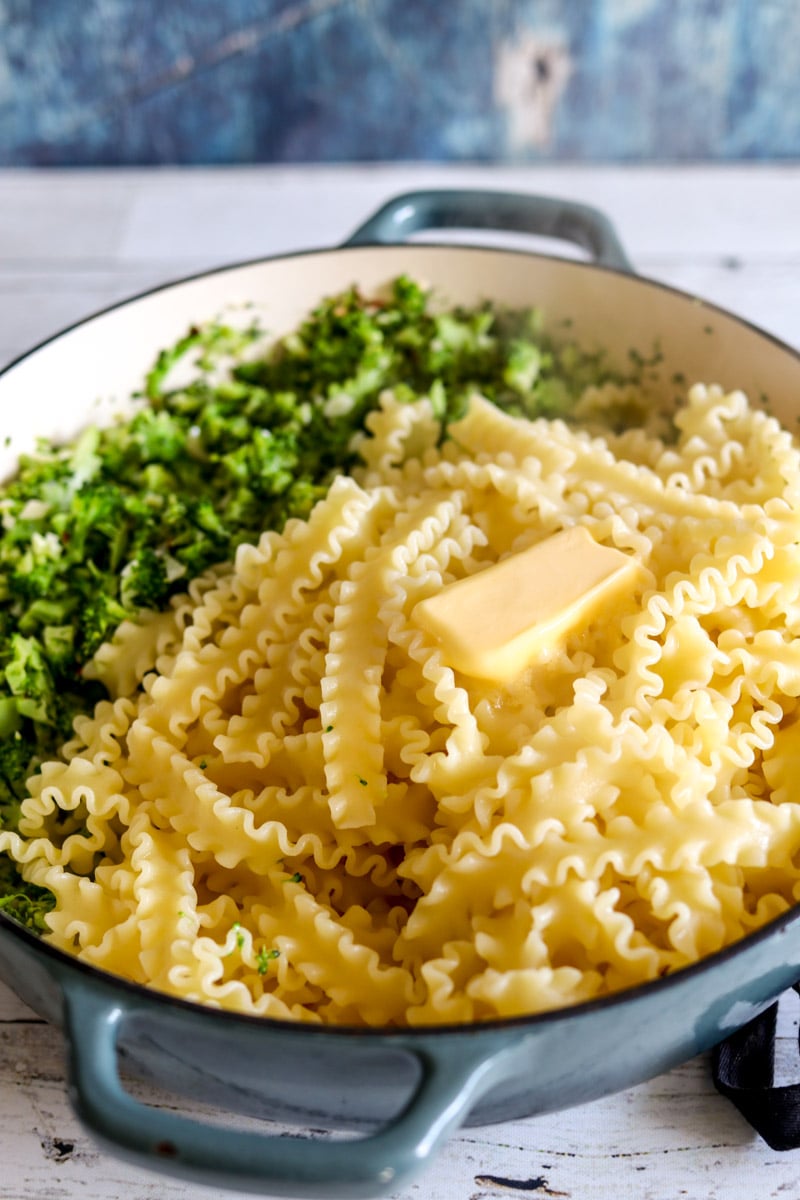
256;946;280;974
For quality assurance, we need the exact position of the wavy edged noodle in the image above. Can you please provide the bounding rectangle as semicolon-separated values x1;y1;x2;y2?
7;383;800;1025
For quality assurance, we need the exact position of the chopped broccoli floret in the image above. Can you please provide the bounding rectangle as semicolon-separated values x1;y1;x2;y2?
78;588;130;659
0;857;54;932
4;634;56;726
121;548;170;611
0;728;38;813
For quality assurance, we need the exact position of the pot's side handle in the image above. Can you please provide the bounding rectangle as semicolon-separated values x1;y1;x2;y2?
344;189;633;272
62;980;513;1199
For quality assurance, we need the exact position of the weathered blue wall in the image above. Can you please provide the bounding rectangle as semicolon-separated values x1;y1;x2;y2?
3;0;799;165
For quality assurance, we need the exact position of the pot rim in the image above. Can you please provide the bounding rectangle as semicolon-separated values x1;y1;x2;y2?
2;891;798;1039
1;237;799;1041
2;238;799;384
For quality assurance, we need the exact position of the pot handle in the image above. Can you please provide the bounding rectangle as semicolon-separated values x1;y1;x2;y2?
713;987;800;1151
344;188;633;272
62;978;513;1199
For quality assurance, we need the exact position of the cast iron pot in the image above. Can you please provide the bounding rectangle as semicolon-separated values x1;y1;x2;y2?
1;190;799;1199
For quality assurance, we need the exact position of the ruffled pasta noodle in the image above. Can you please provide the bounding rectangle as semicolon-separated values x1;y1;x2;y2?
5;383;800;1025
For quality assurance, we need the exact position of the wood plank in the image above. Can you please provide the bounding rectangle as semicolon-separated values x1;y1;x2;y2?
0;1011;791;1200
0;165;799;266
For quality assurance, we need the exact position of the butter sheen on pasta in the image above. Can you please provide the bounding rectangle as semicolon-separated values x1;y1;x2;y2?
4;383;800;1026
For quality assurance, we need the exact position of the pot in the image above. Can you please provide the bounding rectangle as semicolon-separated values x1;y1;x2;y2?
1;189;799;1199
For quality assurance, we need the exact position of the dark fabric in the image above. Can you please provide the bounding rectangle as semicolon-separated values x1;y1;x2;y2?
713;988;800;1151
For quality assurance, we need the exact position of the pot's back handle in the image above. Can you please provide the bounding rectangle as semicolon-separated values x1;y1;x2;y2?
713;988;800;1151
344;189;633;273
62;978;516;1199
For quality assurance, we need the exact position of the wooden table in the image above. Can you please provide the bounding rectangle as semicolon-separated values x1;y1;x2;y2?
1;163;799;1200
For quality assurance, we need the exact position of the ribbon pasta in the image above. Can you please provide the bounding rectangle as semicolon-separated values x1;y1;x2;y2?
4;383;800;1025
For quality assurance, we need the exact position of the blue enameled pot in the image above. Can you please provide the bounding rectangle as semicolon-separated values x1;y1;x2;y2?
2;191;800;1198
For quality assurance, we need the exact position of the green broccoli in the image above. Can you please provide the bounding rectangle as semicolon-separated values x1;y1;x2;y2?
121;548;170;611
4;634;56;726
0;857;54;932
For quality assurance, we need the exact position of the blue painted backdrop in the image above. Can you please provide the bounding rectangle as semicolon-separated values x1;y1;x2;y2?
3;0;799;165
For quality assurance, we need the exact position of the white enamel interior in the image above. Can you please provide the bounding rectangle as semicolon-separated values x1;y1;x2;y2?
2;243;799;481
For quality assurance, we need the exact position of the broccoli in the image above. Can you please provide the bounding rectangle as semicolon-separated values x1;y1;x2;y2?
77;588;130;659
4;634;56;726
0;857;54;932
121;548;170;611
0;728;36;811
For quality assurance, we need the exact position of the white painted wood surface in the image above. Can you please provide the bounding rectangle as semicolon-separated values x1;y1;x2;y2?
1;163;800;1200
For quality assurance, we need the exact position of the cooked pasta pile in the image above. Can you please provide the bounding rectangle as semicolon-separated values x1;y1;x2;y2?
4;383;800;1025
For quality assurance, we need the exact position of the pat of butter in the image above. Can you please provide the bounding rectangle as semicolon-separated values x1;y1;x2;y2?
413;526;639;682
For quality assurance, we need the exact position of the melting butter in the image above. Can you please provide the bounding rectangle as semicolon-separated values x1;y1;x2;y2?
413;525;640;682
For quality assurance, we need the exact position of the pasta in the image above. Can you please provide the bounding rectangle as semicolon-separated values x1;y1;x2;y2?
4;381;800;1026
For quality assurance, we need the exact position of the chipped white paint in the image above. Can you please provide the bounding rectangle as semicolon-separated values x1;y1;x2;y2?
494;33;573;151
0;163;799;1199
